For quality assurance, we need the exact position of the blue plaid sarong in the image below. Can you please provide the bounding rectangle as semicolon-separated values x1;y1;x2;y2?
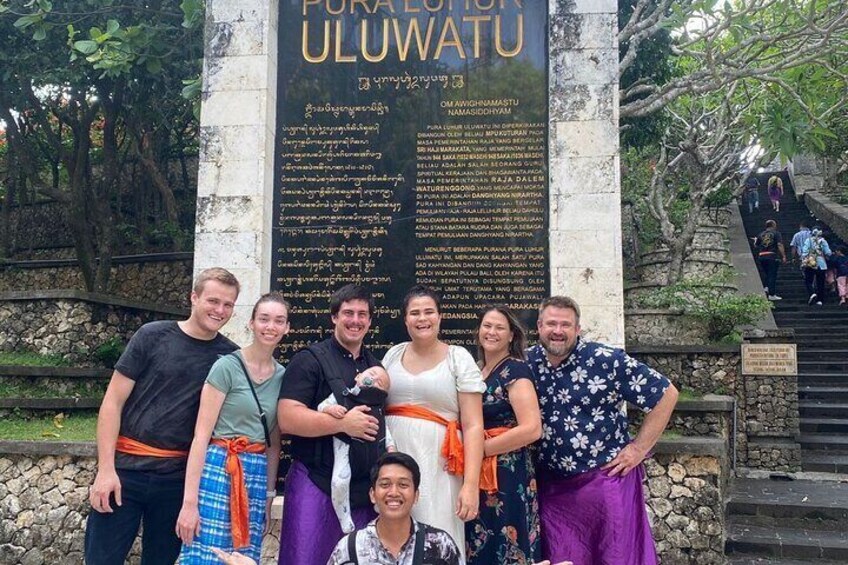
179;444;267;564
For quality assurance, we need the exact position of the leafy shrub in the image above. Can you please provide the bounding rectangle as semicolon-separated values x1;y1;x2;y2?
94;337;125;367
637;279;772;342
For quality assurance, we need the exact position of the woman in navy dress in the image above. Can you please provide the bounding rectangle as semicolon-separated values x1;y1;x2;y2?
465;305;543;564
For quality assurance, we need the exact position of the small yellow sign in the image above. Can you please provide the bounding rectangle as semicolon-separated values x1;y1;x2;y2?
741;344;797;375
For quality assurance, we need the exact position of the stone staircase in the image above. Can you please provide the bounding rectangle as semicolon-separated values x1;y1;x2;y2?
740;184;848;475
725;477;848;563
727;180;848;563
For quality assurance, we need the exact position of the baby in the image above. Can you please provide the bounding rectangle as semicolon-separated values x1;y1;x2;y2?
318;366;394;533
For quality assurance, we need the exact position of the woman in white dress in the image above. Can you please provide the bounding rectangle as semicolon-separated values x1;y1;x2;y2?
383;285;485;562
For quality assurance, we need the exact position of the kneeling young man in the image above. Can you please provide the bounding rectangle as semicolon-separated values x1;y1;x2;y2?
327;452;461;565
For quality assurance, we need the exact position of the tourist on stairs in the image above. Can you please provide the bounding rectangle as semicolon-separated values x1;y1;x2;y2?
753;219;788;301
801;227;832;306
767;175;784;212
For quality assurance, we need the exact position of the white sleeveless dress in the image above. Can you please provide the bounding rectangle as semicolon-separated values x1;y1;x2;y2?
383;343;486;563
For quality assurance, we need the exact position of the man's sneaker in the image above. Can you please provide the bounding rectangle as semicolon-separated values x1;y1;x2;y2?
815;301;823;306
808;293;818;305
768;295;783;301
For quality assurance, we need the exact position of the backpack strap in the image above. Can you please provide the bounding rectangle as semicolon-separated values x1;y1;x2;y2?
345;531;359;565
304;343;350;406
412;523;426;564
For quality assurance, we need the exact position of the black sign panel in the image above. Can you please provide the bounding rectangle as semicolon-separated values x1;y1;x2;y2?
272;0;549;358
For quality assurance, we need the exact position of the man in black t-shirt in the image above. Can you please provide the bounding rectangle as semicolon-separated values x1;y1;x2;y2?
754;219;788;301
84;268;240;565
277;284;382;565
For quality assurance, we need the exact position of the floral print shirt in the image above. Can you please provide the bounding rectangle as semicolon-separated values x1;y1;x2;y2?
528;339;671;477
327;518;461;565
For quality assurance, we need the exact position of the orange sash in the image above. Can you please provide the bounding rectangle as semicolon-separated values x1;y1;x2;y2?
115;436;188;458
480;427;512;493
211;437;266;549
386;404;464;475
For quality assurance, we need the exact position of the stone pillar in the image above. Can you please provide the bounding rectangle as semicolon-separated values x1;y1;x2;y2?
549;0;623;346
195;0;279;345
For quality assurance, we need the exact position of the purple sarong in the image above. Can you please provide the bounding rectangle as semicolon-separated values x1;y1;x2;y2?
538;465;658;565
278;460;377;565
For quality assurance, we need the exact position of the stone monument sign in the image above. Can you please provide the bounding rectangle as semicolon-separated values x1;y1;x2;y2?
273;1;548;354
195;0;623;348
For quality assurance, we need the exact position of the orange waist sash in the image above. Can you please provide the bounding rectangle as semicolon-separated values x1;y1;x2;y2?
211;437;266;549
115;436;188;458
480;427;512;493
386;404;464;476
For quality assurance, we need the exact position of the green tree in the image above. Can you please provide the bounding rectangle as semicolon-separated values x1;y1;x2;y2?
0;0;203;289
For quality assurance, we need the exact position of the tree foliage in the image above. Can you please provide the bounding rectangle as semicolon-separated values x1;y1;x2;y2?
621;0;848;284
0;0;204;290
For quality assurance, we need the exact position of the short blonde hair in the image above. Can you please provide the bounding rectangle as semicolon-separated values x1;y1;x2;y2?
193;268;240;296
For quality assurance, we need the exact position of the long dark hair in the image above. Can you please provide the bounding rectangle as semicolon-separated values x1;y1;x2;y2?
475;304;528;364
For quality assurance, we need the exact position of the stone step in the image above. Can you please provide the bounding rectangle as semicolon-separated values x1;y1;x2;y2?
798;376;848;387
800;418;848;434
797;361;848;372
802;452;848;474
798;434;848;451
0;397;101;410
726;478;848;524
798;402;848;418
725;521;848;561
799;387;848;401
797;350;848;361
729;558;847;564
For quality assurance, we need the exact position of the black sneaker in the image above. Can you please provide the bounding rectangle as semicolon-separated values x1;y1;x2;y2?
808;293;818;305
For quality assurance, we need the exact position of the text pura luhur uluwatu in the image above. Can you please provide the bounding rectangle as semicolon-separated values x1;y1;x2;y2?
301;0;526;63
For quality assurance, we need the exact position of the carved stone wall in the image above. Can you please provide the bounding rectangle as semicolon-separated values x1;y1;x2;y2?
0;255;193;309
0;292;186;365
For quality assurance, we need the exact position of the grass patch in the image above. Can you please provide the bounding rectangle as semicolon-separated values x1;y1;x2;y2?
0;413;98;441
0;351;70;367
661;430;682;439
677;389;700;402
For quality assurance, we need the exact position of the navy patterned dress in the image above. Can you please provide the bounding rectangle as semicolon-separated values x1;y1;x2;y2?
465;358;540;564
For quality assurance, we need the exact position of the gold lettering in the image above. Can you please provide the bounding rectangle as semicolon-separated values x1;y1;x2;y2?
361;19;390;63
335;20;357;62
434;16;465;60
495;14;523;57
302;20;330;63
463;15;490;59
303;0;321;16
404;0;420;11
350;0;372;13
392;17;435;62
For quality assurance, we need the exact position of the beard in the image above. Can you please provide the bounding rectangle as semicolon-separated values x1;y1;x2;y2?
540;335;573;358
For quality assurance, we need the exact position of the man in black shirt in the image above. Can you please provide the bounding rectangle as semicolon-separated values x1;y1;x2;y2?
84;268;240;565
277;284;382;565
754;219;788;301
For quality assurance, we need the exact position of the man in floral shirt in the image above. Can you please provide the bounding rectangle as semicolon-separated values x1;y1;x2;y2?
528;296;678;565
